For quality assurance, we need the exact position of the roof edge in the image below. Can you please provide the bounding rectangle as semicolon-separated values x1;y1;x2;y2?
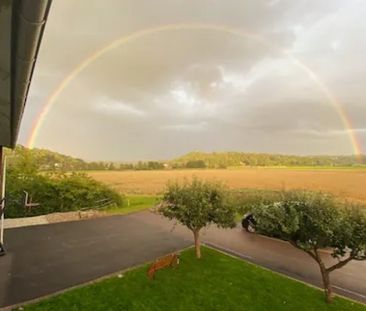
9;0;53;148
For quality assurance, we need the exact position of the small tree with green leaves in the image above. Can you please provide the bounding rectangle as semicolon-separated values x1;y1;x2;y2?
158;178;236;258
252;191;366;303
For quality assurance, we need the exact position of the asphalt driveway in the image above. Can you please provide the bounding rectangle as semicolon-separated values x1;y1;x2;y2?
1;210;365;308
0;214;191;308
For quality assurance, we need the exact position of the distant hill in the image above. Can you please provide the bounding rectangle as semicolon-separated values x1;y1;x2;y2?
171;151;366;168
5;145;92;171
4;146;365;171
5;146;163;171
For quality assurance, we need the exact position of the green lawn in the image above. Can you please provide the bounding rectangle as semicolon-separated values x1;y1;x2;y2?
105;195;160;215
23;247;365;311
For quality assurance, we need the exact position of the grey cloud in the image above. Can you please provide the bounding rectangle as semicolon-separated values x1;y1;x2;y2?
94;97;146;117
17;0;366;160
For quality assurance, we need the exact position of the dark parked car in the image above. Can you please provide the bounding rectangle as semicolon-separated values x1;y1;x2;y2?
241;213;256;233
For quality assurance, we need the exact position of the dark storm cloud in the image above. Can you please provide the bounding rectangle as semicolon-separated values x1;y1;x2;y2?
18;0;366;160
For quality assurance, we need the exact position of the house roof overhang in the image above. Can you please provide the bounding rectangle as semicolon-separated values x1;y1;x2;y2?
0;0;52;148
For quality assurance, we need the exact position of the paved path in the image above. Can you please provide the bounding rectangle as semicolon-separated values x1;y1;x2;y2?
0;214;191;308
3;215;49;229
1;211;365;308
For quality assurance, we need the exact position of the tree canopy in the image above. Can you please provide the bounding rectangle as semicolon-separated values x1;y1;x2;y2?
251;191;366;303
158;178;236;258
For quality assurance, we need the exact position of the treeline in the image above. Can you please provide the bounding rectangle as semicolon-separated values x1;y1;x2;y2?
5;146;166;172
120;161;165;170
5;146;365;172
172;151;366;168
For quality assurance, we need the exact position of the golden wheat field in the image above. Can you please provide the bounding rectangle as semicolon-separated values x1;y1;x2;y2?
88;168;366;203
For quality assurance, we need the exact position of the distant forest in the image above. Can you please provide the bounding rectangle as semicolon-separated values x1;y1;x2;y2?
4;146;365;172
172;151;366;169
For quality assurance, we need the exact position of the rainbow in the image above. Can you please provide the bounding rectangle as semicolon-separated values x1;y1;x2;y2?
27;23;362;158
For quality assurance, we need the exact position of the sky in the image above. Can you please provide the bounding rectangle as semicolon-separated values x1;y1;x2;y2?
19;0;366;161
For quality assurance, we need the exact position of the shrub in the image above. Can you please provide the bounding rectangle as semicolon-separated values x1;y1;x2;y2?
6;171;124;218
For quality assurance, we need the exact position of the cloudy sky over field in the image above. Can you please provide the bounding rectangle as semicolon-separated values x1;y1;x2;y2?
19;0;366;161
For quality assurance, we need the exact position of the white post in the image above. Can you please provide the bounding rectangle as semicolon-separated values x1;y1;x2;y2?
0;152;6;245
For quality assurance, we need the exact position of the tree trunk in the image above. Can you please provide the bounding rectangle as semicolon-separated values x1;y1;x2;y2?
319;264;332;303
193;230;201;259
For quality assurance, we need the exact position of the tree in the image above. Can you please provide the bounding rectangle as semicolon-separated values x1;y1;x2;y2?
158;178;236;258
252;191;366;303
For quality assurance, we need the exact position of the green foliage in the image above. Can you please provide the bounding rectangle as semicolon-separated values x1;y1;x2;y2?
253;191;339;247
5;146;168;171
5;154;124;218
229;188;283;215
251;191;359;254
334;204;366;260
6;145;90;172
159;178;236;257
159;178;236;231
24;247;365;311
6;146;366;174
185;160;207;169
7;145;366;176
172;151;366;168
251;191;366;302
134;161;164;170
